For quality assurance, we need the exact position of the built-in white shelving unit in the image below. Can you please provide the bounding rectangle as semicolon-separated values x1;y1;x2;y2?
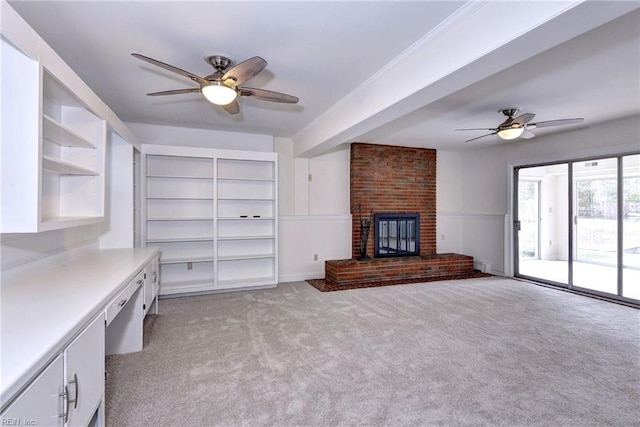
1;34;107;233
40;72;106;229
141;146;278;295
216;157;277;289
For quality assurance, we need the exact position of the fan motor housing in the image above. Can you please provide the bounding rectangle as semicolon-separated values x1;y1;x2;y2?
205;55;233;72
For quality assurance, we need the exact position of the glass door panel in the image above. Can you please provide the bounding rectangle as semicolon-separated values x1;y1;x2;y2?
622;154;640;301
516;164;568;285
519;180;540;260
572;158;618;294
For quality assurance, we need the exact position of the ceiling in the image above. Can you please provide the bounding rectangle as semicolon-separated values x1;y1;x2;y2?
8;1;640;156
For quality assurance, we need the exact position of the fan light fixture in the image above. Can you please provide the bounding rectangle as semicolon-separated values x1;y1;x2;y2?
497;127;524;140
201;82;237;105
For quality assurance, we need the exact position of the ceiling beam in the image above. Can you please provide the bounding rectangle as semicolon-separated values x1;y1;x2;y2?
292;0;640;158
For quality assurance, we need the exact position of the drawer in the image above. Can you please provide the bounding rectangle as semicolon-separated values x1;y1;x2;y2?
105;270;144;326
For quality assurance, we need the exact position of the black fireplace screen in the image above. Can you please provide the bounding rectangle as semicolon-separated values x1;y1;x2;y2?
374;213;420;257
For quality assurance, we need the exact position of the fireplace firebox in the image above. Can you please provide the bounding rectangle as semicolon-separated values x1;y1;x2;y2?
374;213;420;258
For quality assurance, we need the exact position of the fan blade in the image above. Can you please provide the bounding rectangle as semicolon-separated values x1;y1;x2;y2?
465;132;497;143
521;130;536;139
512;113;535;126
147;88;201;96
223;56;267;86
222;99;240;115
132;53;208;86
454;127;497;132
529;118;584;129
239;87;299;104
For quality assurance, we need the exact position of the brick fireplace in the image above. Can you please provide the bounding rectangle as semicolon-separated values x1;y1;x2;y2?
350;143;436;258
322;143;475;287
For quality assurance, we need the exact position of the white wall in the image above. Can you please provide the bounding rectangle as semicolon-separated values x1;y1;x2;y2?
279;215;352;282
445;115;640;276
99;130;134;248
274;137;294;216
309;146;351;215
436;150;463;254
277;142;352;282
126;122;273;152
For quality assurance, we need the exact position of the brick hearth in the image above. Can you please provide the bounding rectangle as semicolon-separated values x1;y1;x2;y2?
325;253;474;285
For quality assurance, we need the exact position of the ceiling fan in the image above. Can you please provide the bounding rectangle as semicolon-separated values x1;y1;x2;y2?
131;53;299;114
455;108;584;143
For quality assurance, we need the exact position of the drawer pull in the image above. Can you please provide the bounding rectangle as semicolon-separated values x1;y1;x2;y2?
118;298;128;307
137;279;144;285
69;373;79;409
59;386;70;423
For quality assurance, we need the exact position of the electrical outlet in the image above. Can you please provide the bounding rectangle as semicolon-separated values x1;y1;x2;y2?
441;234;445;240
313;254;318;261
187;262;193;270
308;174;313;182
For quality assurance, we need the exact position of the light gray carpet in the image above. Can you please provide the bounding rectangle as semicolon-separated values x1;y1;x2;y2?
105;277;640;426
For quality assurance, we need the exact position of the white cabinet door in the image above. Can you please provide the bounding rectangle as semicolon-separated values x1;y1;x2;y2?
1;355;64;426
64;316;105;427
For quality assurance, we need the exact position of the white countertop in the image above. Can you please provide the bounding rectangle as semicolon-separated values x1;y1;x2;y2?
0;247;159;407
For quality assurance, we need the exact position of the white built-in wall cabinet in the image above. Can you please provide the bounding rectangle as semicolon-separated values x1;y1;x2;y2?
1;2;138;233
142;145;278;295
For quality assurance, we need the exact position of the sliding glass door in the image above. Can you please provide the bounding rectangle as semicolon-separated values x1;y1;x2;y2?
515;164;569;285
573;158;618;294
514;153;639;304
518;179;541;261
622;154;640;300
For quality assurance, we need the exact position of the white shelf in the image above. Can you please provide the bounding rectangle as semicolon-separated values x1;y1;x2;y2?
160;256;214;265
147;197;214;200
217;177;275;182
217;254;275;261
146;174;212;179
218;197;275;201
218;216;273;220
148;217;214;221
146;236;214;243
42;156;98;176
42;115;96;148
217;235;275;241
